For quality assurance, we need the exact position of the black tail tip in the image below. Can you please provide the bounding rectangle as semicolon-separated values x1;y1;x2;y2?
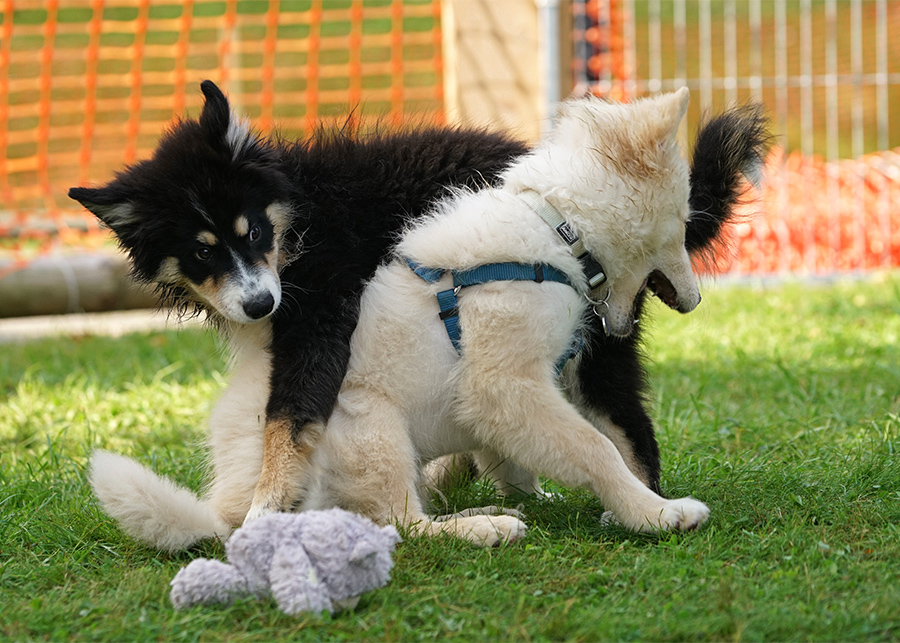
686;103;774;256
694;103;774;186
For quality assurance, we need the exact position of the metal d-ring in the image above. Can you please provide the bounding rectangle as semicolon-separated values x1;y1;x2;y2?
585;289;612;335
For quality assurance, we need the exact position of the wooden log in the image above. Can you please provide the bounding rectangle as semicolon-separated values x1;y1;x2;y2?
0;253;158;318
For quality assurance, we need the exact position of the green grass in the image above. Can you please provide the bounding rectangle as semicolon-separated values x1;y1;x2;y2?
2;273;899;641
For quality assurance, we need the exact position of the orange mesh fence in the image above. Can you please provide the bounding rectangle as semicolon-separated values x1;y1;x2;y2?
729;148;900;274
0;0;443;277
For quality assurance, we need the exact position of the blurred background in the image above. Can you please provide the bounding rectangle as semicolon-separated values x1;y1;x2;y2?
1;0;899;319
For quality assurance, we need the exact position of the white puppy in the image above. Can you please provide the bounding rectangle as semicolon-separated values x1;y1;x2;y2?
301;89;710;546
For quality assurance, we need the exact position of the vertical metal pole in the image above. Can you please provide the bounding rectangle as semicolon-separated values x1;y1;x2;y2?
875;0;889;152
775;0;787;151
623;0;636;98
851;0;864;269
800;0;814;270
851;0;863;159
724;0;737;105
825;0;839;269
749;0;762;102
800;0;813;158
674;0;685;89
699;0;711;109
597;0;611;95
875;0;890;265
537;0;561;134
648;0;661;93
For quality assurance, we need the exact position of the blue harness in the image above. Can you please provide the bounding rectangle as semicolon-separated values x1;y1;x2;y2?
405;258;584;372
404;190;609;373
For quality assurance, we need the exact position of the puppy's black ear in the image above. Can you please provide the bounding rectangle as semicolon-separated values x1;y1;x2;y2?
199;80;231;141
68;186;138;239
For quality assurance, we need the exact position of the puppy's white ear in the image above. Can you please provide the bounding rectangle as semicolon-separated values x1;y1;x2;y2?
655;87;690;144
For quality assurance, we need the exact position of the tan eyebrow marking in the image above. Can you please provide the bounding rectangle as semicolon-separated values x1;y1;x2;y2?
235;215;250;237
196;230;218;246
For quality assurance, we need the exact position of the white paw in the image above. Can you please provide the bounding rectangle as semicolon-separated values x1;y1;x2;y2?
642;497;709;533
457;515;527;547
242;502;277;526
528;485;559;501
600;510;619;527
609;497;709;533
434;505;524;521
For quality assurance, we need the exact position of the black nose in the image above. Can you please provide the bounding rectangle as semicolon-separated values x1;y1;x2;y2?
243;292;275;320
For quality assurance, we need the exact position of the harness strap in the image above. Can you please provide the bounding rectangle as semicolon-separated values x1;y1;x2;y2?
405;257;579;367
518;189;607;290
434;287;462;352
402;191;605;371
451;262;572;289
556;333;584;374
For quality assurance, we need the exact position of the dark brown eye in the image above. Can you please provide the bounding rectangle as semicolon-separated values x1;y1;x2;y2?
195;246;212;262
248;225;261;243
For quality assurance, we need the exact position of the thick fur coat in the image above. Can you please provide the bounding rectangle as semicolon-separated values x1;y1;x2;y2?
72;82;768;551
298;89;713;544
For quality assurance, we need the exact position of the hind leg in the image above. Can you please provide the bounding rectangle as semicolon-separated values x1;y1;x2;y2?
309;384;525;547
420;453;477;509
473;450;549;498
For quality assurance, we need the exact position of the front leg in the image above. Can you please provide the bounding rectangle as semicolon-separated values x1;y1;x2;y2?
244;416;325;523
456;291;707;533
245;301;357;523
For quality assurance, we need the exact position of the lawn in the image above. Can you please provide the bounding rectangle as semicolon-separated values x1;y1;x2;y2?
1;273;899;641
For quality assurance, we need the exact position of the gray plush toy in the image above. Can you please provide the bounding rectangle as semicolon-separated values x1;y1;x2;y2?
170;508;401;615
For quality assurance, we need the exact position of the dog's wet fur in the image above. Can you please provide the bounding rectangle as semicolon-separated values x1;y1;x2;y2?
72;81;768;551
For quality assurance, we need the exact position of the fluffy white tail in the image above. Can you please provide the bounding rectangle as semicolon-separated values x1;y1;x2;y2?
89;450;231;552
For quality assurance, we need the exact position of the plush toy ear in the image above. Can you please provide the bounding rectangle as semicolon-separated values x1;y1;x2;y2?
349;540;379;565
381;524;402;548
350;525;401;564
269;544;334;615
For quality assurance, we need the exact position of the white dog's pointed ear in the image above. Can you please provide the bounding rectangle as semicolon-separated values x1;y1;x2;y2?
655;87;690;144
